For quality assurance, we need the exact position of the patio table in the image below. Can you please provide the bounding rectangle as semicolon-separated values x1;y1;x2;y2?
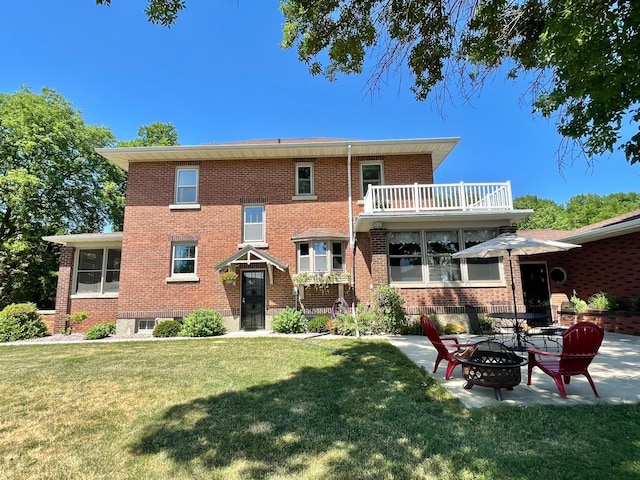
490;312;548;351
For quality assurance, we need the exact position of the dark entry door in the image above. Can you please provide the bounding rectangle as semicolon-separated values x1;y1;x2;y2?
520;263;552;320
241;270;265;330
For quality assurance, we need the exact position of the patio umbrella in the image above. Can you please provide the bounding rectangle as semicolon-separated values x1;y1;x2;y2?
452;232;580;317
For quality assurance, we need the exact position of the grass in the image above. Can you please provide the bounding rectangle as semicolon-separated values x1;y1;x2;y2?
1;337;639;479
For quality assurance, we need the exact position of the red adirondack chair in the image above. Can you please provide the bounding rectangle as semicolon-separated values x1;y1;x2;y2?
527;321;604;398
420;314;476;380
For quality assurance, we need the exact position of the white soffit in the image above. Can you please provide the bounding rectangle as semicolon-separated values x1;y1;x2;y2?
42;232;123;246
96;138;460;172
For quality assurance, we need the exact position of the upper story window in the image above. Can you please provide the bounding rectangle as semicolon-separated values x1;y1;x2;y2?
361;162;384;197
172;243;197;276
75;248;121;295
295;163;314;196
243;205;265;243
388;229;500;285
175;167;199;204
297;241;345;273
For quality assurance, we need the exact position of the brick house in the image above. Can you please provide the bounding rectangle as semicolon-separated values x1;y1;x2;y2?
44;138;534;334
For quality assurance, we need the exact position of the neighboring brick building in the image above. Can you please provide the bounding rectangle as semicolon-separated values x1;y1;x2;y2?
44;138;534;334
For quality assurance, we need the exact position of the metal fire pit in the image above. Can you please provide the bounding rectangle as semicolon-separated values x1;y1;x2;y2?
456;341;528;401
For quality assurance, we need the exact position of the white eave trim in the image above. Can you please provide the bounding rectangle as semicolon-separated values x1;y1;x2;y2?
96;137;460;172
42;232;123;246
559;218;640;244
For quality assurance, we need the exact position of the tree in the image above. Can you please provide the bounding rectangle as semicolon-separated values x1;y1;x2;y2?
117;122;179;147
0;87;126;308
515;192;640;230
513;195;572;230
98;0;640;166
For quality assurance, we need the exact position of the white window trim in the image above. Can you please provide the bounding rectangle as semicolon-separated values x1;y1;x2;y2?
71;247;121;298
296;240;346;273
295;162;315;196
243;205;266;244
174;166;199;205
360;161;384;198
387;229;505;288
166;243;199;282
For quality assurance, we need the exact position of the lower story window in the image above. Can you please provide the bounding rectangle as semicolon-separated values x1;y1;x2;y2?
138;319;156;332
388;229;500;284
172;243;197;276
75;248;121;294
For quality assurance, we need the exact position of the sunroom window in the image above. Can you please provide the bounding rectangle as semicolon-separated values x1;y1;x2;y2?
75;248;121;295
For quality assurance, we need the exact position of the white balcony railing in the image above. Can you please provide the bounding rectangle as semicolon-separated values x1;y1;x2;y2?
363;182;513;214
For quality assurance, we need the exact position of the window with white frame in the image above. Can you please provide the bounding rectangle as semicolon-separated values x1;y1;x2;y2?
360;162;383;196
295;163;314;195
297;241;345;272
243;205;265;243
175;167;199;204
172;243;197;276
387;229;500;285
75;248;121;295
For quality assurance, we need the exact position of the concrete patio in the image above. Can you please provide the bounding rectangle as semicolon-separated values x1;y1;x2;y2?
388;332;640;408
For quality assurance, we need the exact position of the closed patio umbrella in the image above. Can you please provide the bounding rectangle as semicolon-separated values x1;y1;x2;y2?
452;232;580;318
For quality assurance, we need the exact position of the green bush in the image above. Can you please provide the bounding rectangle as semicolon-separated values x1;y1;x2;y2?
0;303;47;342
397;318;422;335
441;322;466;335
334;303;374;336
63;311;88;335
372;284;406;333
272;307;308;334
153;320;182;337
84;321;116;340
570;290;589;313
587;291;620;311
307;315;331;333
180;309;226;337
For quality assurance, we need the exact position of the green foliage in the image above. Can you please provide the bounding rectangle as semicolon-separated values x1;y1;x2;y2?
117;122;179;147
372;284;407;334
587;292;620;311
180;309;226;337
0;302;46;342
441;322;466;335
396;318;422;335
272;307;308;334
333;303;377;336
0;86;125;308
307;315;331;333
152;320;182;337
83;321;116;340
63;311;88;335
570;291;589;314
515;192;640;230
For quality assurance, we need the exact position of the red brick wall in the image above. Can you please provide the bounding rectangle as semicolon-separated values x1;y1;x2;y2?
531;232;640;308
53;246;74;333
68;298;119;333
117;154;435;318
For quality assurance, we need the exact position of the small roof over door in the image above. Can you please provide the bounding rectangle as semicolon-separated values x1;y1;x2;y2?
214;245;288;284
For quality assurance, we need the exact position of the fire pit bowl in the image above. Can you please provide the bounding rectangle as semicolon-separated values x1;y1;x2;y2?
456;341;528;401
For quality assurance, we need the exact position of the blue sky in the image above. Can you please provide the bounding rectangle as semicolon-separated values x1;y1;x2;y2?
1;1;638;204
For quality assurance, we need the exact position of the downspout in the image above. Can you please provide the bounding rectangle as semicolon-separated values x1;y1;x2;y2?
347;144;359;337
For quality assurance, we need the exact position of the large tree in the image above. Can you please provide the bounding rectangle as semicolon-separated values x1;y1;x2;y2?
96;0;640;166
0;87;126;308
117;121;179;147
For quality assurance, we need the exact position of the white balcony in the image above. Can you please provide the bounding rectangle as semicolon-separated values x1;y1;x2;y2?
363;182;514;214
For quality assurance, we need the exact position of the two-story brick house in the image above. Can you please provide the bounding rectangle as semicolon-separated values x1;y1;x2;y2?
44;138;533;334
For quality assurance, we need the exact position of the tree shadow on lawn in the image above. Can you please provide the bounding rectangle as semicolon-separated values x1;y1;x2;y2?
128;341;632;479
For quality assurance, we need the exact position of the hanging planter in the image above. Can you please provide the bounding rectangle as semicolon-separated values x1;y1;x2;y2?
292;272;351;293
220;269;238;285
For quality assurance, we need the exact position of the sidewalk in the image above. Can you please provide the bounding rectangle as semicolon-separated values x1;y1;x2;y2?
387;333;640;408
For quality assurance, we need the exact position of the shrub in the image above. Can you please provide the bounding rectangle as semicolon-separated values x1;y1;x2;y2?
372;284;406;333
0;303;47;342
307;315;331;333
570;290;589;313
397;318;422;335
441;322;466;335
272;307;308;334
180;309;226;337
587;291;620;311
63;311;88;335
334;303;374;336
153;320;182;337
84;321;116;340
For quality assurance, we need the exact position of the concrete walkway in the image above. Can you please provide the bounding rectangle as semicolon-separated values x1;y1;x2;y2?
387;333;640;408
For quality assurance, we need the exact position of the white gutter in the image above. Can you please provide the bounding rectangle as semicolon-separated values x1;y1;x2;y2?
347;144;359;337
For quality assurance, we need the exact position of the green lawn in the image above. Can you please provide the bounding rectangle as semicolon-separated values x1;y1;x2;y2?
1;337;639;479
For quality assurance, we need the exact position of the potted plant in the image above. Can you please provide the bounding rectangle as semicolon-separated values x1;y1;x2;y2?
220;269;238;285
